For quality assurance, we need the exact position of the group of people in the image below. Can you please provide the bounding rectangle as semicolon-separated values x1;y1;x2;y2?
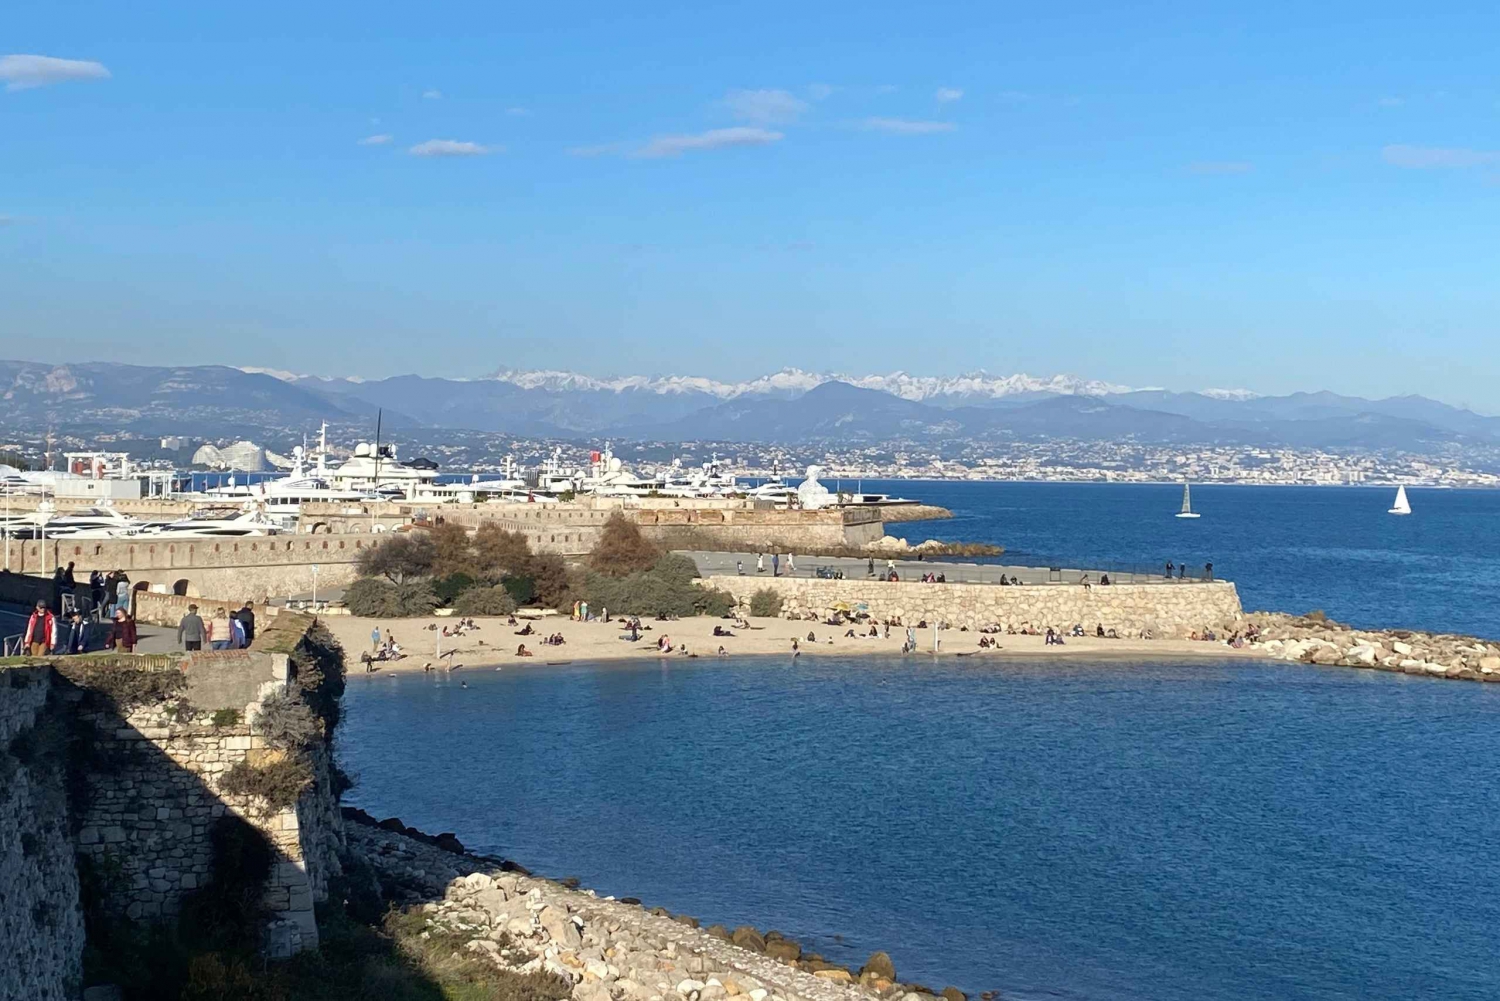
22;599;137;656
749;552;793;577
177;602;257;651
366;626;404;661
1164;561;1214;580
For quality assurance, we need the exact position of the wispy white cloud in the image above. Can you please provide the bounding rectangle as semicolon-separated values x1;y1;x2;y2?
567;142;628;157
1382;144;1500;168
0;53;110;91
505;106;531;116
859;117;955;135
408;139;493;157
722;88;808;125
1187;160;1253;175
358;134;393;146
636;127;784;158
935;87;964;104
422;88;442;100
807;83;834;101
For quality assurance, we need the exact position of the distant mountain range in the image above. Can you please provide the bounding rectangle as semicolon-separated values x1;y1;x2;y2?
3;360;1498;452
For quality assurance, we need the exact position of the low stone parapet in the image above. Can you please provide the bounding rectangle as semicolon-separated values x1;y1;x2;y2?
708;574;1244;638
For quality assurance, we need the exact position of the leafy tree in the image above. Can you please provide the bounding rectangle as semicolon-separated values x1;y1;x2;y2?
433;572;476;605
345;577;399;617
452;585;518;616
394;578;440;617
527;552;576;609
472;524;533;581
589;513;662;577
500;574;537;607
356;533;436;583
429;522;476;579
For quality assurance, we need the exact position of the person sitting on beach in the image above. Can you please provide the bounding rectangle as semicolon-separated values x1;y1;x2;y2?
999;575;1009;586
806;630;816;642
389;641;405;659
1107;628;1120;639
507;616;518;626
717;646;727;657
1097;623;1106;637
516;644;533;657
514;623;534;636
844;628;857;638
1100;574;1111;586
868;624;879;637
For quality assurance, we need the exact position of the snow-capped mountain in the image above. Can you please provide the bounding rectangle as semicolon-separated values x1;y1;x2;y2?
484;367;1137;402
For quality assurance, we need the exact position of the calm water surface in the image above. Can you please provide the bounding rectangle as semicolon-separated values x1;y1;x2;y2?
341;657;1500;1001
851;481;1500;638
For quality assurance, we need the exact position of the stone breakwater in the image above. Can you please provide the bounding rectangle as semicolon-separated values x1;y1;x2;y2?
346;818;979;1001
1246;612;1500;683
711;575;1244;639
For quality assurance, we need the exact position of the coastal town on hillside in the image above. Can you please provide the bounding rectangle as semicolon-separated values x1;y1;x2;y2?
4;427;1499;489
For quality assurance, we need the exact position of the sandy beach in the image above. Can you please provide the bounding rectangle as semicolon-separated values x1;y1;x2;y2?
322;611;1267;673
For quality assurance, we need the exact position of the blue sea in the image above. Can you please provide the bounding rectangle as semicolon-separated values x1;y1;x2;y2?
338;481;1500;1000
855;481;1499;640
341;659;1500;1001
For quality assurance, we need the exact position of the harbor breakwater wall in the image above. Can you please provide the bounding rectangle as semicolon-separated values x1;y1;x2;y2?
0;614;346;997
710;575;1244;637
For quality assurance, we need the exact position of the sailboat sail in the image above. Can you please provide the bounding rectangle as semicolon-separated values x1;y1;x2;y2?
1389;485;1411;515
1175;482;1201;518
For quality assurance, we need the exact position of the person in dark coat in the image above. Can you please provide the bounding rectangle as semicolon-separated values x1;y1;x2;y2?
110;609;138;653
234;602;257;646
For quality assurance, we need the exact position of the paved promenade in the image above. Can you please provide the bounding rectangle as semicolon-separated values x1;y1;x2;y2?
682;550;1216;586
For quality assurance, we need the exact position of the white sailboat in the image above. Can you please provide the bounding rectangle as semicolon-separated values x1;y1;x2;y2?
1388;485;1412;516
1175;482;1201;519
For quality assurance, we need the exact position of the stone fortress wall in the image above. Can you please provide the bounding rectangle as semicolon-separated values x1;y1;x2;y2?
0;614;346;995
4;535;363;603
709;575;1245;638
0;666;87;1001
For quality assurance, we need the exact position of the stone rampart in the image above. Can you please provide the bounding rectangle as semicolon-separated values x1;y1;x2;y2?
131;589;285;628
5;535;362;602
300;498;887;555
709;575;1244;638
0;614;349;989
0;666;86;1001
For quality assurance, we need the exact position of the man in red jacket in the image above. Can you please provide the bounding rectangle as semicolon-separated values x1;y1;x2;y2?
24;600;57;656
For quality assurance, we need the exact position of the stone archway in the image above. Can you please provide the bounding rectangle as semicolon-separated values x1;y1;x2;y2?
171;578;197;597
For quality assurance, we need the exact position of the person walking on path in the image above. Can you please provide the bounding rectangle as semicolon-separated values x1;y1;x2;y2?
1204;562;1214;581
1164;561;1173;579
115;575;131;617
772;553;780;577
178;604;207;651
235;602;256;646
89;570;106;612
110;609;137;653
24;601;56;657
787;553;796;573
370;626;381;654
756;553;765;574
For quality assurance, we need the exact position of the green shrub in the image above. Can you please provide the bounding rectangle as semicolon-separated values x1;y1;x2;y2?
219;758;313;809
394;578;440;617
749;588;784;618
345;577;400;617
501;574;537;606
577;554;731;618
433;571;476;605
452;585;518;617
253;690;323;750
210;708;242;728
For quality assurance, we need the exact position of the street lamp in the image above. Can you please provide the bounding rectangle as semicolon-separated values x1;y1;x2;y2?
38;498;55;580
310;564;320;614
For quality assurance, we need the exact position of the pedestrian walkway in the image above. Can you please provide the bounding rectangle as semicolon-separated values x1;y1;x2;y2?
681;551;1217;586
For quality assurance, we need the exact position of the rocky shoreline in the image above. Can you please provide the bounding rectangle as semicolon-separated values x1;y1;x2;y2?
1245;611;1500;682
343;810;982;1001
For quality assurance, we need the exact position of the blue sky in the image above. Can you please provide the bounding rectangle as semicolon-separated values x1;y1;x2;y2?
3;1;1498;407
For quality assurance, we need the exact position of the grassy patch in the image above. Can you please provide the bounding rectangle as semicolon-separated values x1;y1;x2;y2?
219;758;313;810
